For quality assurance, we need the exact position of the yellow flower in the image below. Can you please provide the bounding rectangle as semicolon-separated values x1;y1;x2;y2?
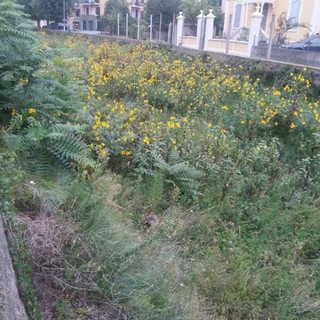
240;120;246;125
273;90;281;96
121;150;132;156
221;105;228;110
28;108;36;114
143;136;150;144
290;122;296;129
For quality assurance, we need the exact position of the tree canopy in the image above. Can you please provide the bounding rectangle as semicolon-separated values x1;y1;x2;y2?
17;0;74;28
145;0;181;27
102;0;129;34
179;0;224;34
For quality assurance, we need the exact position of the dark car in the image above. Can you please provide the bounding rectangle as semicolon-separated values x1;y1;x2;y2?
42;22;68;30
280;35;320;52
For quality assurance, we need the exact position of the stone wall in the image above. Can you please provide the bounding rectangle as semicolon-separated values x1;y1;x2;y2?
0;215;28;320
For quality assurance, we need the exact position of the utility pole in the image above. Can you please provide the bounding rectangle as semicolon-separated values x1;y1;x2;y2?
149;15;153;42
63;0;66;31
117;13;120;37
159;13;162;43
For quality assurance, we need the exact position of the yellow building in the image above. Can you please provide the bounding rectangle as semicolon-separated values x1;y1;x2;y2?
223;0;320;43
72;0;106;31
72;0;146;31
129;0;145;19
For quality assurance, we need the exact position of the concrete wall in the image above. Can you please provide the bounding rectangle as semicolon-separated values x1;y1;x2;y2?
48;30;320;71
251;45;320;69
206;38;249;56
181;36;197;49
0;215;28;320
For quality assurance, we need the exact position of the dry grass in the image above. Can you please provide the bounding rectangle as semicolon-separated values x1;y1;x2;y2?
17;214;125;319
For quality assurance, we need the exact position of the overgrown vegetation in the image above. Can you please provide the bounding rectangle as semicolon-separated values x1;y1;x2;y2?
1;1;320;319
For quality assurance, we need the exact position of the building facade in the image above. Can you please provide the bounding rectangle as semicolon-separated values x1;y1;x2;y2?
71;0;146;31
129;0;145;19
72;0;107;31
223;0;320;43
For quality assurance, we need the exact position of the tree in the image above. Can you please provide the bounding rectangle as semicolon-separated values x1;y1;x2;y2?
17;0;74;29
145;0;181;29
18;0;46;29
102;0;129;34
179;0;224;35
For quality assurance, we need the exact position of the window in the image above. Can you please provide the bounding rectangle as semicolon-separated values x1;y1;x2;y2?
289;0;301;25
233;4;242;29
89;20;94;31
76;9;80;17
96;7;100;19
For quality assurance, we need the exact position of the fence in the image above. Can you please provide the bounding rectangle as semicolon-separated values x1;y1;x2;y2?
96;13;176;44
69;9;320;70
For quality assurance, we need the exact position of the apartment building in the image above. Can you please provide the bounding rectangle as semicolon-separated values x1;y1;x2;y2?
129;0;145;19
72;0;146;31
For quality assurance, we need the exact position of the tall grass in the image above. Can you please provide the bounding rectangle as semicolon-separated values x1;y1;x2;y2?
5;33;320;319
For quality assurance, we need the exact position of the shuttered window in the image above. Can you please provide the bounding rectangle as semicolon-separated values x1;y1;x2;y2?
233;4;242;29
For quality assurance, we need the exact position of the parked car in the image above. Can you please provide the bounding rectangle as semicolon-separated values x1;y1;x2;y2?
42;22;68;30
280;35;320;52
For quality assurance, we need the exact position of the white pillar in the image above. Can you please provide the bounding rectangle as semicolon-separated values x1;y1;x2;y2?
176;12;184;46
205;9;215;49
248;6;263;55
196;10;205;50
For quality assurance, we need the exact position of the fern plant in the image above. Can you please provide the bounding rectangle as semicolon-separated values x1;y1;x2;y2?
135;149;204;197
0;1;96;178
0;1;44;115
1;121;96;178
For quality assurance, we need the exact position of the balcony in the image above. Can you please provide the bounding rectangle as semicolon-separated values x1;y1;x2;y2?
131;1;144;8
75;0;100;6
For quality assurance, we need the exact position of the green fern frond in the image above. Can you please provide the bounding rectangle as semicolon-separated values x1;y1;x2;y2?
48;124;96;169
136;150;203;196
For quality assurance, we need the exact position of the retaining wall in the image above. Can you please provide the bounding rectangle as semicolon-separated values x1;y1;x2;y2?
0;215;28;320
